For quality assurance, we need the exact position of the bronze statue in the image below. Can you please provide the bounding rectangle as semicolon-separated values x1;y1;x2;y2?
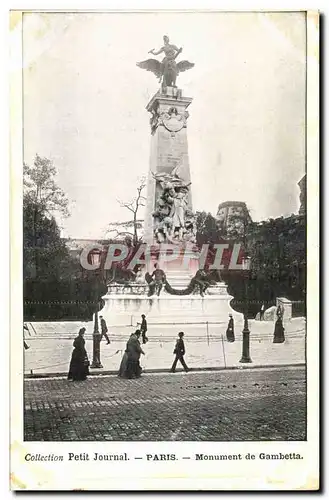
137;35;194;90
192;269;220;297
145;264;167;296
193;269;210;297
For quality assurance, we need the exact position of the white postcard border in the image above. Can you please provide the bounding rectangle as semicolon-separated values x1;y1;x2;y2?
9;8;319;491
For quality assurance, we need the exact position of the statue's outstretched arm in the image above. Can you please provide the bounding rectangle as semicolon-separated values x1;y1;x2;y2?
149;47;164;56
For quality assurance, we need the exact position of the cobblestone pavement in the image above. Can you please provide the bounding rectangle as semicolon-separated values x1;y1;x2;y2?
24;366;306;441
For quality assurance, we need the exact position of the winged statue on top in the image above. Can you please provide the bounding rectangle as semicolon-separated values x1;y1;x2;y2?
136;36;194;90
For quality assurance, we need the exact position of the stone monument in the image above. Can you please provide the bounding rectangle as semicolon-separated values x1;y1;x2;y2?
100;37;243;327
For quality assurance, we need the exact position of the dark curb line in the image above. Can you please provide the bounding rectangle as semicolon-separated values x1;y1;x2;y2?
24;363;306;379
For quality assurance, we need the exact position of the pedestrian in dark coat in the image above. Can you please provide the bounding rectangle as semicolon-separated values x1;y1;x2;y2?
276;304;284;319
68;328;90;381
226;314;235;342
140;314;148;344
170;332;189;373
118;350;129;378
100;316;110;344
273;317;285;343
126;330;144;379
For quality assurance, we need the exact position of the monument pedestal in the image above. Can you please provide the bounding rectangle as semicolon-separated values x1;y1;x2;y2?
100;283;242;328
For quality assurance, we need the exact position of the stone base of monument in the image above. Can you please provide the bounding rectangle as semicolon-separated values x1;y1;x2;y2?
100;282;243;328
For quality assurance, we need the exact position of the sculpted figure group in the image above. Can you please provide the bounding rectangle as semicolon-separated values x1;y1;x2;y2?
152;162;196;244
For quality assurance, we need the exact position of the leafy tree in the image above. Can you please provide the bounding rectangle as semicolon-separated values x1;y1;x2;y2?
23;199;72;280
23;155;70;279
195;208;305;316
23;155;106;321
195;211;220;246
24;154;69;216
248;215;306;301
222;214;306;316
195;211;236;274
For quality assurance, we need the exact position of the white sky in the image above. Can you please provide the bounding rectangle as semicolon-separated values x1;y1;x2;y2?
22;11;306;239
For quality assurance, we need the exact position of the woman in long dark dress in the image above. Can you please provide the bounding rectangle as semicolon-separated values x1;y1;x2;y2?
68;328;90;381
118;330;144;378
226;314;235;342
273;317;285;343
118;349;129;378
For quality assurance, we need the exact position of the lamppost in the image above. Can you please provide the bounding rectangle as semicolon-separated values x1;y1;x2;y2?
239;255;252;363
90;248;103;369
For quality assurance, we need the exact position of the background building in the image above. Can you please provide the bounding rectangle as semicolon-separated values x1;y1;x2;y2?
216;201;252;237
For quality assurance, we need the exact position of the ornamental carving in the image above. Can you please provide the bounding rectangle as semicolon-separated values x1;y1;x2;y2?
161;107;189;133
107;284;148;295
150;106;189;134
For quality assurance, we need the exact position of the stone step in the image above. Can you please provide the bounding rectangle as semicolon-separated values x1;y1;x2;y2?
166;276;193;281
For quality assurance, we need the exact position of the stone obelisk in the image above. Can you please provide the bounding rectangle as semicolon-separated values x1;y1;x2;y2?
143;87;193;244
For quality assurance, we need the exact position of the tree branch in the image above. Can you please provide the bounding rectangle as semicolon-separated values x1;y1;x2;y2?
120;203;135;213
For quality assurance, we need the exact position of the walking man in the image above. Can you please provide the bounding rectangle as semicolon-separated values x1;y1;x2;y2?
140;314;148;344
99;316;110;344
170;332;189;373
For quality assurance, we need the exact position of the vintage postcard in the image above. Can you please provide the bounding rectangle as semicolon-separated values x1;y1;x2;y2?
10;9;319;490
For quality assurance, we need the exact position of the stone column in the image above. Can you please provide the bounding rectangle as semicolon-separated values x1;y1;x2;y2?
143;87;193;245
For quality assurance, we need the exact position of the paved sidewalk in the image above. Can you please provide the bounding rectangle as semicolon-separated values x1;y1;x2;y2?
25;318;305;339
24;366;306;441
24;319;305;376
24;335;305;376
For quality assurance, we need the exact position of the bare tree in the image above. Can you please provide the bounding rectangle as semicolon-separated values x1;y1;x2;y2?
107;177;146;245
